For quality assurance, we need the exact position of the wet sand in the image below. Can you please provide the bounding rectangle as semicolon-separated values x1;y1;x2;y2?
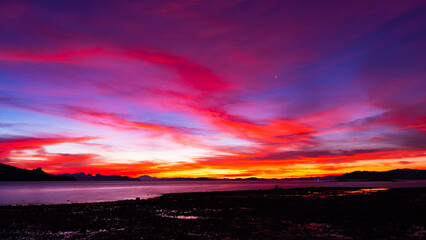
0;187;425;239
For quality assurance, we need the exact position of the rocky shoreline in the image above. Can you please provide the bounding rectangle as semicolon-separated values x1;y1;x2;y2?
0;187;425;239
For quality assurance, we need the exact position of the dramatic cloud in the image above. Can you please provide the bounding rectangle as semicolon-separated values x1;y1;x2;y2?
0;136;97;153
0;0;425;177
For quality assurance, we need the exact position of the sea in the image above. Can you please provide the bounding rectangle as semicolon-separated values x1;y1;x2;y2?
1;180;426;205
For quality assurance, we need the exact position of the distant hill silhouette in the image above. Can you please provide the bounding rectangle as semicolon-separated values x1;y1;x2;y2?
3;162;424;182
137;175;218;181
136;175;338;181
0;163;75;181
337;169;426;181
277;176;338;181
137;175;159;181
60;172;139;181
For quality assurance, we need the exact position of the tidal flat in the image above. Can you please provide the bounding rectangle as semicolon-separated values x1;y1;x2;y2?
0;187;425;240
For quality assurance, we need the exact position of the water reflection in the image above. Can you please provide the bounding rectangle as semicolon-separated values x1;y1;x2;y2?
0;180;425;205
343;188;389;195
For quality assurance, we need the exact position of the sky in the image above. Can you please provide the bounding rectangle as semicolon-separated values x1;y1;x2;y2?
0;0;425;178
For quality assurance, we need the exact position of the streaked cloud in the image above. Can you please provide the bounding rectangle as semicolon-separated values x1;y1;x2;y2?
0;0;425;177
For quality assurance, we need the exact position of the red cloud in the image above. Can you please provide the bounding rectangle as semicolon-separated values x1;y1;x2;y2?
0;136;97;153
60;105;205;147
192;106;315;148
0;47;229;95
4;152;98;169
123;49;229;93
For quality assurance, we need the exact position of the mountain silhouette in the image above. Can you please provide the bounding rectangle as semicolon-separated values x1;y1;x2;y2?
136;175;338;181
2;162;424;182
137;175;159;181
337;169;426;181
0;163;75;181
60;172;139;181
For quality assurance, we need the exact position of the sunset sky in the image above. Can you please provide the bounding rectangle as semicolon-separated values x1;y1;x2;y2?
0;0;425;178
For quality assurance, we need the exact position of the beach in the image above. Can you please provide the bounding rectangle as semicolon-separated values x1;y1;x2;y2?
0;187;425;239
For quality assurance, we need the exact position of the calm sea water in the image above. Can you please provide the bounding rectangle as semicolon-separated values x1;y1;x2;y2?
1;180;425;205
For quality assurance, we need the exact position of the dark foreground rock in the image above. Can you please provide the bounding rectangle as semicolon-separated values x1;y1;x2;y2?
0;187;425;239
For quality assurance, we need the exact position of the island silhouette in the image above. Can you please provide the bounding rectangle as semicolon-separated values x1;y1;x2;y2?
1;162;425;181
